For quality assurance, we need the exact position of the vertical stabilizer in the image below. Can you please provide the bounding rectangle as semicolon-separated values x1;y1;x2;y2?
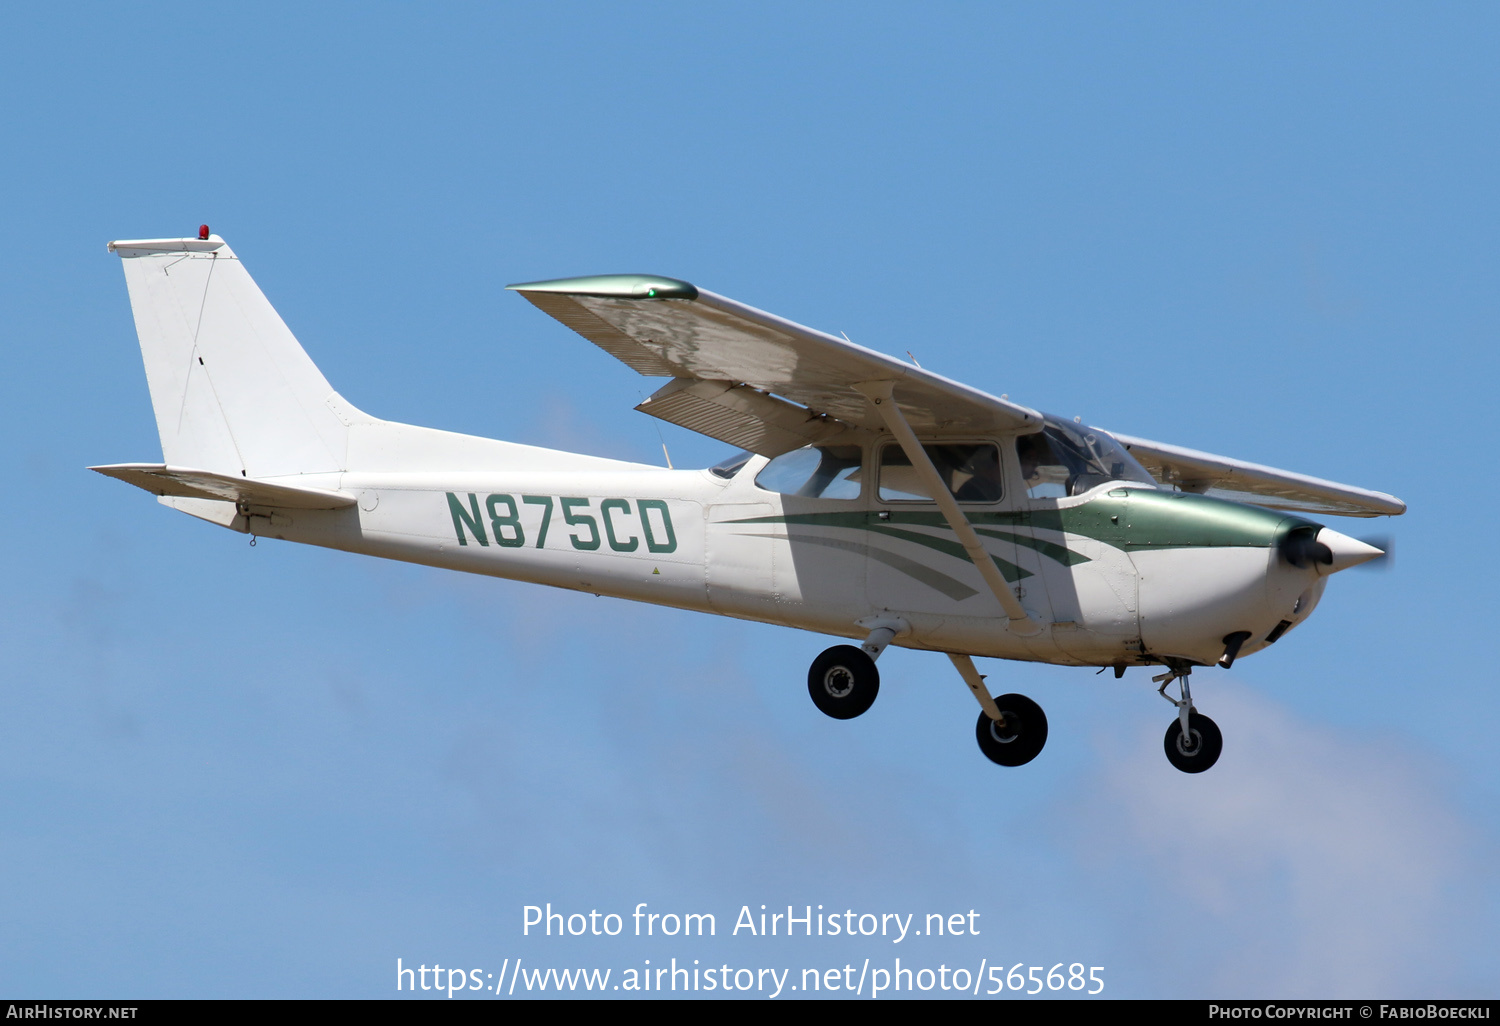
109;235;349;478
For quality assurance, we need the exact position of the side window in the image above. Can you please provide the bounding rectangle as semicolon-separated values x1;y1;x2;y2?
709;450;753;479
878;443;1002;503
754;446;864;499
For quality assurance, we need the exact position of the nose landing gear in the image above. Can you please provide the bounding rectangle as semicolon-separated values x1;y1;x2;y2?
1154;666;1222;773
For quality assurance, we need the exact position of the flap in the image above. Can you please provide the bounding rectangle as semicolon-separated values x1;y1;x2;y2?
635;378;846;458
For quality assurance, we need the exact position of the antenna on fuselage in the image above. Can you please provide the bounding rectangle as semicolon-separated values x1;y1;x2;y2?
639;390;673;469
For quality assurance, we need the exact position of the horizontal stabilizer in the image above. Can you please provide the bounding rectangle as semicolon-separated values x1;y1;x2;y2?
90;464;355;510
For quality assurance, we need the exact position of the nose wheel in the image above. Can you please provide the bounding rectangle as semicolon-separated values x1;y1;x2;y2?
1164;711;1222;773
1154;667;1222;773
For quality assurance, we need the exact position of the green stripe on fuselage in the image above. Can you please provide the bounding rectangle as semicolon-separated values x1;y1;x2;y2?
762;531;982;600
725;489;1319;557
866;523;1031;583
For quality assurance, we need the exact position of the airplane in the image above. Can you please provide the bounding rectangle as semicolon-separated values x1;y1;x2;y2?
93;228;1403;774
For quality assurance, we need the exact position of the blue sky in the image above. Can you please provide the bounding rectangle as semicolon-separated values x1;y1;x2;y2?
1;3;1496;998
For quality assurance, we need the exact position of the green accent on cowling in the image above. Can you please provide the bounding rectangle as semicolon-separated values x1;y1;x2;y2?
505;274;698;300
1048;489;1320;550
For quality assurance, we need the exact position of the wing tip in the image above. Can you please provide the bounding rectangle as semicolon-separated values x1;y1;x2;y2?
506;273;698;301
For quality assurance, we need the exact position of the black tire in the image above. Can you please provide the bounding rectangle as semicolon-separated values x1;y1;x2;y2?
807;645;880;719
975;693;1048;766
1164;712;1223;773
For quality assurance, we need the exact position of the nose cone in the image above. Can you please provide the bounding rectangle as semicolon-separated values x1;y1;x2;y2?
1316;528;1385;573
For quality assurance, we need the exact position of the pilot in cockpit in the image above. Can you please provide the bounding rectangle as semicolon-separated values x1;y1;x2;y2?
1016;431;1073;498
950;444;1002;502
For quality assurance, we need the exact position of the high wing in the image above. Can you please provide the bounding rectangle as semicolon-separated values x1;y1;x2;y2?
507;273;1404;518
1109;434;1406;518
506;274;1043;457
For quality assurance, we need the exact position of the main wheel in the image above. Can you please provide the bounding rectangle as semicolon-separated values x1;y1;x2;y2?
807;645;880;719
975;693;1048;766
1164;712;1222;773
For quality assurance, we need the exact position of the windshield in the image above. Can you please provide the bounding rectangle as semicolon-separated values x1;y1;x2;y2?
1017;417;1156;498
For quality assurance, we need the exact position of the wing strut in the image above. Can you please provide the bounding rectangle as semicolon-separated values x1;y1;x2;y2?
854;381;1041;635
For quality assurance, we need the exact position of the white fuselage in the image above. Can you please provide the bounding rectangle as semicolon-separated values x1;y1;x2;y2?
184;445;1327;670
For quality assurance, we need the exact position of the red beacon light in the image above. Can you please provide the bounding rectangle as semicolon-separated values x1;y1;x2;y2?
198;225;211;240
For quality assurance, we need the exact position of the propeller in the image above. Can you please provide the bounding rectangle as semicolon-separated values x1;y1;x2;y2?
1278;526;1331;569
1278;526;1387;574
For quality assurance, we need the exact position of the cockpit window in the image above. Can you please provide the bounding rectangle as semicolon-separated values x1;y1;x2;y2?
878;443;1002;503
1017;418;1156;498
709;450;754;480
754;445;863;499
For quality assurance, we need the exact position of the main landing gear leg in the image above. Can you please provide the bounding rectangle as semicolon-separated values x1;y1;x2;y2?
807;618;907;720
1154;665;1223;773
949;653;1048;767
